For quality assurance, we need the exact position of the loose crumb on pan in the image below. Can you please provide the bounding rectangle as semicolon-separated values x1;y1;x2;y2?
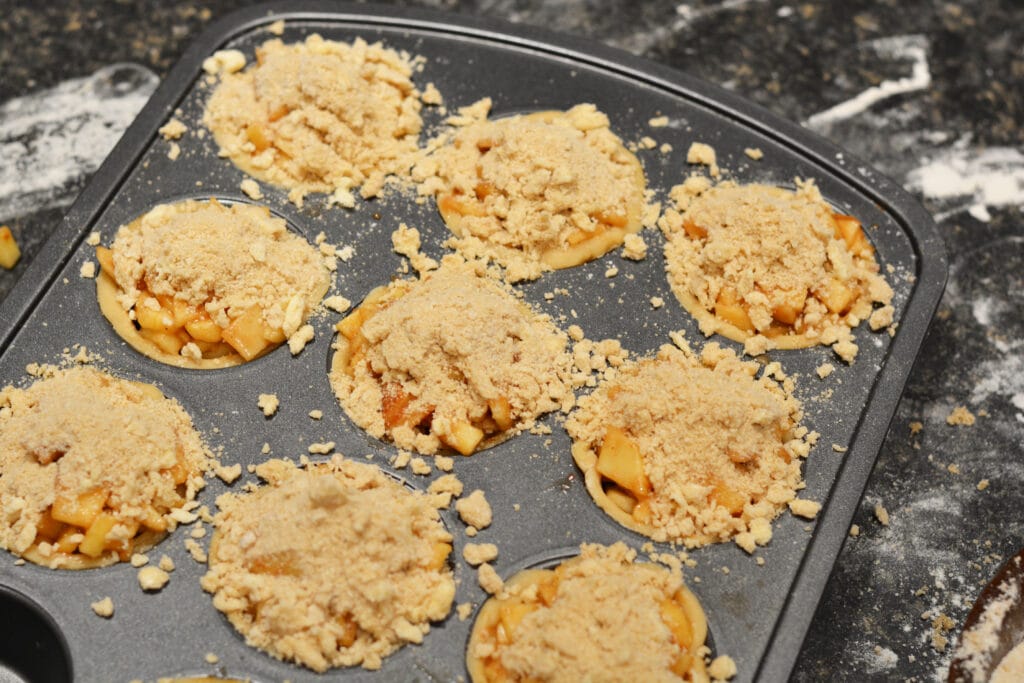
257;393;279;417
743;147;763;160
203;34;430;204
463;543;498;566
239;178;263;200
477;563;504;595
788;499;821;520
456;490;492;530
200;456;455;672
709;654;738;680
138;565;170;591
566;341;813;550
158;118;187;140
687;141;720;177
90;597;114;618
79;261;96;279
413;104;648;282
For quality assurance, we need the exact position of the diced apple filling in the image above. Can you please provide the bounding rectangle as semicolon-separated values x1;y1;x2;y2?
337;293;519;456
97;245;287;361
687;212;873;333
29;447;189;563
477;568;700;683
596;427;654;524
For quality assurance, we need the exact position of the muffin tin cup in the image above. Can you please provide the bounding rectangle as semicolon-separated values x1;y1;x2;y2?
0;3;946;682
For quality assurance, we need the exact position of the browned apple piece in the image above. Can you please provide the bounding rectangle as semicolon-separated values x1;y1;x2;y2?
221;305;272;361
596;426;651;498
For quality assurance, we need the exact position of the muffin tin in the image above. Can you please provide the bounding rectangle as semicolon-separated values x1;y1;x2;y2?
0;3;946;682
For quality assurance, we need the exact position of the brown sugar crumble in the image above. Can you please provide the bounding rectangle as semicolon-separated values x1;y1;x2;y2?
97;199;330;368
201;457;455;672
660;179;894;362
329;260;574;456
466;542;716;682
565;341;813;549
413;104;648;282
204;34;432;205
0;366;212;569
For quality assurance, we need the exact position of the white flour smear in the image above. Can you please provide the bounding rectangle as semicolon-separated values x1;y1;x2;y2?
906;144;1024;221
612;0;769;55
0;63;158;222
804;35;932;130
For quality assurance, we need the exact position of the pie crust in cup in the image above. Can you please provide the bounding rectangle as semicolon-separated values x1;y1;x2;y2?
200;457;455;672
565;342;815;550
0;366;211;569
203;34;429;203
416;104;647;282
466;542;711;682
96;198;330;368
329;260;574;456
660;180;895;361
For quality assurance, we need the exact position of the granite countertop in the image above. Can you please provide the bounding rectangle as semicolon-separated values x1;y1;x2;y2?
1;1;1022;681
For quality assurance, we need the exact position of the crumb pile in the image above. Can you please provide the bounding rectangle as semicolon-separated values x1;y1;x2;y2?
204;34;429;204
467;542;710;683
100;199;330;365
0;366;211;568
660;180;894;361
330;259;574;455
413;104;646;281
201;457;455;672
566;342;814;548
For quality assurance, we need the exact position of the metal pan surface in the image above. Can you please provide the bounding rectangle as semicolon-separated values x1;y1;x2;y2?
0;3;946;681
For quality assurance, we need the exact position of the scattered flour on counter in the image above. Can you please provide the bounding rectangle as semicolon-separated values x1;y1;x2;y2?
804;35;931;130
864;645;899;674
905;144;1024;220
0;64;158;222
970;353;1024;419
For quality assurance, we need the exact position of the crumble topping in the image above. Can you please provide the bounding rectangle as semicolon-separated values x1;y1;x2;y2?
413;104;647;282
201;457;455;672
204;34;429;202
0;366;211;569
330;260;574;455
566;342;811;549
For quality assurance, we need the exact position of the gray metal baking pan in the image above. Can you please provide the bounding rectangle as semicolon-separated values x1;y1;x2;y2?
0;2;946;682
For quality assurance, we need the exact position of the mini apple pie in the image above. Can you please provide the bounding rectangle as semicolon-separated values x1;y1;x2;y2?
660;180;895;362
414;104;647;282
467;542;711;682
0;366;211;569
203;34;429;203
329;260;574;456
565;342;813;549
200;457;455;672
96;199;330;368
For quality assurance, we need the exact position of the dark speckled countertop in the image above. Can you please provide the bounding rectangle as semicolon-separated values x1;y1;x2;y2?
2;1;1023;681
